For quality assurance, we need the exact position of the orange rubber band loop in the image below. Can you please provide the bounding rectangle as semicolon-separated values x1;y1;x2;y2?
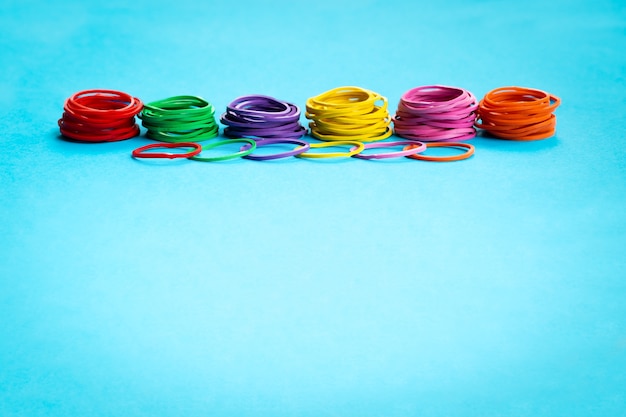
404;142;474;162
475;86;560;141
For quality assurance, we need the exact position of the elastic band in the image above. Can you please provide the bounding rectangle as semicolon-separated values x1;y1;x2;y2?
131;142;202;159
393;85;478;142
58;89;143;142
190;139;257;162
221;95;306;140
351;140;427;160
240;138;311;161
404;142;474;162
475;87;561;140
296;141;365;159
305;86;392;142
139;95;219;143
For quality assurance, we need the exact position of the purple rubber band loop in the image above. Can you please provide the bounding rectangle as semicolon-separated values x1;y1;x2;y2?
350;140;427;160
393;85;478;142
221;95;307;140
240;138;311;160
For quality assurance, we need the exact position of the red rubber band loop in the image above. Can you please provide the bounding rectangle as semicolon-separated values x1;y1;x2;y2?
131;142;202;159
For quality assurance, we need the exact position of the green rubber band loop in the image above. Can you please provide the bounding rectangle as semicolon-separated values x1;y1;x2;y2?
139;95;219;143
190;139;257;162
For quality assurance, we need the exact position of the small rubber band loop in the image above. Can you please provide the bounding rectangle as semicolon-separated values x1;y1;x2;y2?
131;142;202;159
404;142;475;162
190;139;257;162
350;140;427;160
296;141;365;159
240;138;311;161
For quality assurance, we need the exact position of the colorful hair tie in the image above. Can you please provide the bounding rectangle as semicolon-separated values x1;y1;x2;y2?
240;138;311;161
131;142;202;159
296;141;365;159
139;95;219;143
350;140;427;160
475;87;561;140
190;138;257;162
58;89;143;142
305;86;392;142
404;142;474;162
393;85;478;142
221;95;306;140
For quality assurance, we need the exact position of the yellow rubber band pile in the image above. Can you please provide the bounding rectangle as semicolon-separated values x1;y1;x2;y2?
305;86;392;143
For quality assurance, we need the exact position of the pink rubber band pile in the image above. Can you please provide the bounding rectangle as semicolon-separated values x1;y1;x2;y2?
393;85;478;142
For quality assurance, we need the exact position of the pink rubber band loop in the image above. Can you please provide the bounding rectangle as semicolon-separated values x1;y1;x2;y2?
350;140;427;159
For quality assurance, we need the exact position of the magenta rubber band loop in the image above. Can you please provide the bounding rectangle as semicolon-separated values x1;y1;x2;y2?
393;85;478;142
350;140;427;160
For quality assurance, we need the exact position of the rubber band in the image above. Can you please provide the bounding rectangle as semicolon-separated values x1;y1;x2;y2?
305;86;392;142
58;89;143;142
240;138;311;161
190;138;257;162
139;95;219;143
131;142;202;159
475;87;561;140
393;85;478;142
221;95;306;140
350;140;427;160
404;142;474;162
296;141;365;159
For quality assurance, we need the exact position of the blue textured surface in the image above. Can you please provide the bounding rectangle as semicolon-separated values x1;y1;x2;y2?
1;1;625;416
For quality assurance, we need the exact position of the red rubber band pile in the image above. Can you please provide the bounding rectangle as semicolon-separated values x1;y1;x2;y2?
58;89;143;142
393;85;478;142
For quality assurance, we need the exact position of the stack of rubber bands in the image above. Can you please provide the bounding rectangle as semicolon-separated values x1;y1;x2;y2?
475;87;561;141
219;94;310;160
305;86;392;142
391;85;478;162
393;85;478;142
221;95;306;140
57;85;560;162
139;95;219;143
58;89;143;142
299;86;393;159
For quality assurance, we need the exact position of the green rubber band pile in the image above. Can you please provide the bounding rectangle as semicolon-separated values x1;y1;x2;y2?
138;95;219;143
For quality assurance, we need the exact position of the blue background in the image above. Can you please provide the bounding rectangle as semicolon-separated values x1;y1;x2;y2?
1;0;625;416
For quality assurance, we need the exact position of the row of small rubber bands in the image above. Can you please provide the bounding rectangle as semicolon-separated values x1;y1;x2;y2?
57;86;560;162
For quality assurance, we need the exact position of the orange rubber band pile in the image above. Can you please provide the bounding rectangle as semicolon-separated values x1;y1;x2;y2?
475;87;561;141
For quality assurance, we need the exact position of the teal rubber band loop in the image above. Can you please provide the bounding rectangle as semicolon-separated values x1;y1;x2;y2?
190;139;257;162
139;95;219;143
